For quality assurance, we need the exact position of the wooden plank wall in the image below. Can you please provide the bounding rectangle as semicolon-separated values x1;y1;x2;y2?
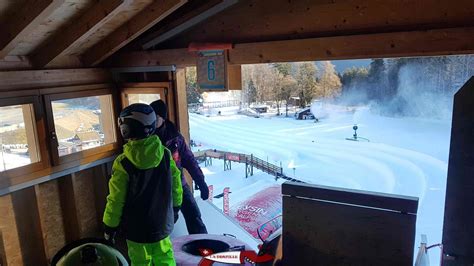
0;164;110;265
442;77;474;265
282;182;418;266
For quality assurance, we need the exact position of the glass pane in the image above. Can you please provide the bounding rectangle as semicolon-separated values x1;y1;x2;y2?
127;94;161;105
52;95;116;157
0;104;40;172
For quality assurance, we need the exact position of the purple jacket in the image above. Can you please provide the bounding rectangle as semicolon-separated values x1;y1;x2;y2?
155;120;206;187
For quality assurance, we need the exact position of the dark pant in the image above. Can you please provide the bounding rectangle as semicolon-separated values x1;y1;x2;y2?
181;184;208;234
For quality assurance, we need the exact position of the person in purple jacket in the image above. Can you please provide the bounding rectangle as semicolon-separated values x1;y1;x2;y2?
150;100;209;234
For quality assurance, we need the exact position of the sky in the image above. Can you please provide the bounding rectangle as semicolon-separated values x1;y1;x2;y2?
329;59;371;73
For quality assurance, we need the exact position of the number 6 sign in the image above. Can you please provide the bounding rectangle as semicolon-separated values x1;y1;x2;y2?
197;50;227;91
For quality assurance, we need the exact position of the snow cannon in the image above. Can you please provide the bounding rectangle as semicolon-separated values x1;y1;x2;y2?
50;238;128;266
346;124;370;142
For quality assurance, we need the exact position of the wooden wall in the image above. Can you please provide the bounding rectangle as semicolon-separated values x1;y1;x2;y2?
0;164;111;265
0;67;115;265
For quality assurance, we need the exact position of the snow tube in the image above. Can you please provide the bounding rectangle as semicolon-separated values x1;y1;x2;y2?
230;186;282;240
173;234;253;266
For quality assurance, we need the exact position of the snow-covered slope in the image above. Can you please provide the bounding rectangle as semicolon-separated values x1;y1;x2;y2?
190;106;451;264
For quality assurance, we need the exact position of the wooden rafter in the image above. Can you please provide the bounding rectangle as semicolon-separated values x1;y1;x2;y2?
141;0;238;49
82;0;187;67
31;0;134;68
0;0;65;59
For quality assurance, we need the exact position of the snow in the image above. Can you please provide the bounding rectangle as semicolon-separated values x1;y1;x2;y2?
190;105;450;264
0;151;31;172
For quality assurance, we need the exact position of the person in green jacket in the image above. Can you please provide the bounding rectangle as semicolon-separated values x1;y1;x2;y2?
103;103;183;266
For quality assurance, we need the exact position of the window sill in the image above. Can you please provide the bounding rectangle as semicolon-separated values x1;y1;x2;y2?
0;149;119;196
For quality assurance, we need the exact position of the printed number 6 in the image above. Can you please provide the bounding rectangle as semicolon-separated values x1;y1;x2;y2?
208;60;215;81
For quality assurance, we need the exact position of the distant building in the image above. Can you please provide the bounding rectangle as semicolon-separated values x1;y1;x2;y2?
72;131;101;146
295;107;315;120
252;106;268;113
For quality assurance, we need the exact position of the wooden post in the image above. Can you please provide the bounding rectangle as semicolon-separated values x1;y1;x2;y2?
175;67;193;188
175;68;190;142
35;180;67;263
0;230;5;266
99;95;116;145
58;175;80;243
442;77;474;265
22;104;40;163
92;165;109;227
0;194;22;265
71;169;99;238
11;187;48;265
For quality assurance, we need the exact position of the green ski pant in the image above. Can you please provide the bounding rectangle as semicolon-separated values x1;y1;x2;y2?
126;237;176;266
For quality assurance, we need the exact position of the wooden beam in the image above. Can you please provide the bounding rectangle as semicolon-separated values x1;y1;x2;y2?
162;0;474;48
0;56;32;71
0;0;65;59
0;68;112;91
142;0;238;49
82;0;188;67
227;64;242;90
229;27;474;64
31;0;132;68
110;48;196;67
111;27;474;67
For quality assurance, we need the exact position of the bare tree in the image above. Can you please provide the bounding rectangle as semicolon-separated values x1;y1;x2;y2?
319;61;342;99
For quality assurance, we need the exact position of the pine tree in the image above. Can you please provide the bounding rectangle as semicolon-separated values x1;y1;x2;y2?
273;63;292;77
246;79;257;105
185;67;201;104
367;59;387;101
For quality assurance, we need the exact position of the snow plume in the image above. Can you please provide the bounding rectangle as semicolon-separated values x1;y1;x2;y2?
380;64;455;120
338;55;473;120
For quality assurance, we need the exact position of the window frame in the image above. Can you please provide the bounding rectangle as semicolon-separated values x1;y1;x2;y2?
43;86;119;166
120;82;176;122
0;95;49;180
121;82;169;105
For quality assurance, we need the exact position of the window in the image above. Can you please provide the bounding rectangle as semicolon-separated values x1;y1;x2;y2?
0;97;42;173
127;93;162;105
44;88;118;165
121;83;177;121
121;83;169;107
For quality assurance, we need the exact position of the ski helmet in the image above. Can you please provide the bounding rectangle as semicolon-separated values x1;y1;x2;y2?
51;238;128;266
118;103;156;140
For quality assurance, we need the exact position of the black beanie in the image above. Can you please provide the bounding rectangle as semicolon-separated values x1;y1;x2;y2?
150;99;168;119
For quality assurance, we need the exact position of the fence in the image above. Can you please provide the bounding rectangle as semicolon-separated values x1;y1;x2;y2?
195;149;304;183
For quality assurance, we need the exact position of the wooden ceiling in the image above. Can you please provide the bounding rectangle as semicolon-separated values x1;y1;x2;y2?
0;0;187;70
152;0;474;49
1;0;473;70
